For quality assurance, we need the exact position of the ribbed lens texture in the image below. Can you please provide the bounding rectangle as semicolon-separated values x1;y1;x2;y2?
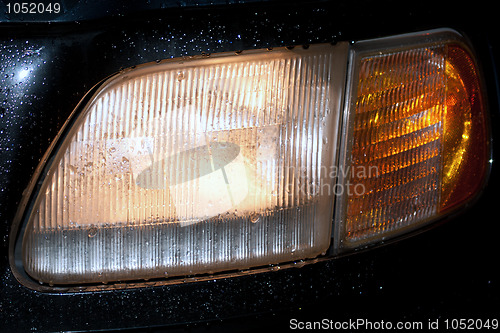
345;46;446;244
24;48;338;284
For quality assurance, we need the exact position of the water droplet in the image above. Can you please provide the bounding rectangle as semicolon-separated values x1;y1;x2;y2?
294;260;306;268
88;226;98;238
177;71;184;81
68;164;78;174
269;265;281;272
249;213;260;224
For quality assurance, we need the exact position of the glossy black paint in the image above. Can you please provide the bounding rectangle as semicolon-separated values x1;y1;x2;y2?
0;0;499;331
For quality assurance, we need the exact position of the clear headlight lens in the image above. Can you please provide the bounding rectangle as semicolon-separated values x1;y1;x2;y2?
22;44;346;284
14;29;489;288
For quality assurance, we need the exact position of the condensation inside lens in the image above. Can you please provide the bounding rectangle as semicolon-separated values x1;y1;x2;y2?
23;46;341;284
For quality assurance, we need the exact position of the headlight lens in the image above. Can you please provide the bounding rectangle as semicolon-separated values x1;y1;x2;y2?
22;45;346;284
13;29;489;289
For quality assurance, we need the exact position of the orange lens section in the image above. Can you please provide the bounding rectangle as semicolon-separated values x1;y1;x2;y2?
441;45;488;212
345;42;488;245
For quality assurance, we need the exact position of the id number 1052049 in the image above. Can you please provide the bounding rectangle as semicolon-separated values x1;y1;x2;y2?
444;319;499;330
6;2;61;14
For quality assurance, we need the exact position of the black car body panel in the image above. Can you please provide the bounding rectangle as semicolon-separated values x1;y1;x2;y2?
1;1;499;331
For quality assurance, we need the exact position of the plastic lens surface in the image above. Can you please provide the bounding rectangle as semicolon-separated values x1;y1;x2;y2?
440;45;488;212
23;46;343;284
339;37;488;248
345;46;446;244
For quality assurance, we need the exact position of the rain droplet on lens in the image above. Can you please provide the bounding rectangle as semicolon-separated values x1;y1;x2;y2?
249;213;260;224
88;226;98;238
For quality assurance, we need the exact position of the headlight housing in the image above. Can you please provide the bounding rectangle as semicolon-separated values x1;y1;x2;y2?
10;28;490;290
19;44;348;285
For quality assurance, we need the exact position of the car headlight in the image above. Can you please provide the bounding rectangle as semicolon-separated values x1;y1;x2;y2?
11;28;489;289
19;44;347;285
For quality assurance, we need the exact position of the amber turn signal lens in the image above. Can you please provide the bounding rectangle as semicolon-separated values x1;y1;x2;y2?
339;33;489;248
441;45;488;212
